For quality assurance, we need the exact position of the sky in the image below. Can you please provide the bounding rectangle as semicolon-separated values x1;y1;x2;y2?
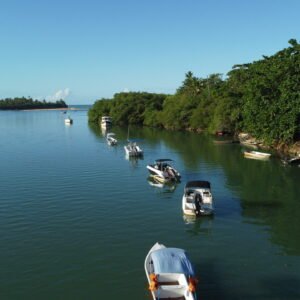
0;0;299;104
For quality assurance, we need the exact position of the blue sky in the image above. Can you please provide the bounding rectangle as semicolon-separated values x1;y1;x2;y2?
0;0;299;104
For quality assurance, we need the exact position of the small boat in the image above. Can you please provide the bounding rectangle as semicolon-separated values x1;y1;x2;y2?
124;140;143;157
101;116;112;128
240;140;259;148
145;242;198;300
182;181;214;216
146;159;181;182
106;133;117;146
64;117;73;124
282;156;300;166
244;150;271;160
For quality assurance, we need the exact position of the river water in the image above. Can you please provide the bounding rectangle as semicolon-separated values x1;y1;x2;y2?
0;109;299;300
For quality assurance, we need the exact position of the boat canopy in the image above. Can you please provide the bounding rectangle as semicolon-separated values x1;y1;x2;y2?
151;248;195;276
107;133;115;137
155;159;173;163
185;181;211;189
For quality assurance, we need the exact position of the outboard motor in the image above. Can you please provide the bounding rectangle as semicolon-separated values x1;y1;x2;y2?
194;193;203;215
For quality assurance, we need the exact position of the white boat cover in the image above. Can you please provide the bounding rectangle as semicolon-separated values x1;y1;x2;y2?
151;248;195;276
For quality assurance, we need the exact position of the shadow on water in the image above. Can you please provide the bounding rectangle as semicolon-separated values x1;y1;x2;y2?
195;262;300;300
194;261;235;300
183;215;214;237
261;276;300;300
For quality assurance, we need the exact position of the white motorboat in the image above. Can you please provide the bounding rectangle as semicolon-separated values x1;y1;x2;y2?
244;150;271;160
282;155;300;166
146;159;181;182
182;181;214;216
101;116;112;128
145;242;198;300
64;117;73;124
106;133;117;146
124;140;143;157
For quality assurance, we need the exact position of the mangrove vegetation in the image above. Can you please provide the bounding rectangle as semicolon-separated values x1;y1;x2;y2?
0;97;68;110
88;39;300;145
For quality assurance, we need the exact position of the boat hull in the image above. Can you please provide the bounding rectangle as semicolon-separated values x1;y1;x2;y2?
124;146;143;157
144;243;197;300
146;164;181;182
182;185;214;217
244;151;271;160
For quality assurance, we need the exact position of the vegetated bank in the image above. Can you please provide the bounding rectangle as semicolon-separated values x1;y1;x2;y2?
0;97;68;110
88;39;300;154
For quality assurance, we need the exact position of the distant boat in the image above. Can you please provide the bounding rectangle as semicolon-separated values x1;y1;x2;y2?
240;140;259;148
244;150;271;160
64;117;73;124
101;116;112;128
124;140;143;157
182;181;214;216
106;133;117;146
282;156;300;166
145;242;198;300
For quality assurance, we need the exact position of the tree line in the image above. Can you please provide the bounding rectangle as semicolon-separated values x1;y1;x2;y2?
0;97;67;110
88;39;300;145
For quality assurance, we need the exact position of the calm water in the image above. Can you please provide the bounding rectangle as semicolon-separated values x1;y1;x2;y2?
0;109;299;300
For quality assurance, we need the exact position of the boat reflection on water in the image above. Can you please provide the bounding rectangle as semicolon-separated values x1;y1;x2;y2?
147;176;178;193
125;153;143;168
183;214;214;236
101;127;108;137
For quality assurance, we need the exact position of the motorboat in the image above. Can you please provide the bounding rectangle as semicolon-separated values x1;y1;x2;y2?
124;140;143;157
182;181;214;216
101;116;112;128
145;242;198;300
64;117;73;124
146;159;181;183
106;133;117;146
244;150;271;160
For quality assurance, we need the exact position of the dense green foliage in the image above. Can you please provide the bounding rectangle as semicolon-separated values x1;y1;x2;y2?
89;40;300;144
0;97;67;110
88;92;166;127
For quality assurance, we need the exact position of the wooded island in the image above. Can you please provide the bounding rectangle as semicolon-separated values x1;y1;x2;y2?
0;97;68;110
89;39;298;147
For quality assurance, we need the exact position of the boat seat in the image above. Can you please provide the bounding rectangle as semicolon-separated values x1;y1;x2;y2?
158;281;179;286
156;297;185;300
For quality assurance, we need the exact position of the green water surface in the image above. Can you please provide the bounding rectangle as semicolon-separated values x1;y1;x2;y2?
0;109;299;300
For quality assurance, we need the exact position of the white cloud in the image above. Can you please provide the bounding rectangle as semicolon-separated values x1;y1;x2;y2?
123;88;130;93
46;88;70;101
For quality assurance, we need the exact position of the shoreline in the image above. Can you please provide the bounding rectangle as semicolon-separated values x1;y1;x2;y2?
22;107;81;111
